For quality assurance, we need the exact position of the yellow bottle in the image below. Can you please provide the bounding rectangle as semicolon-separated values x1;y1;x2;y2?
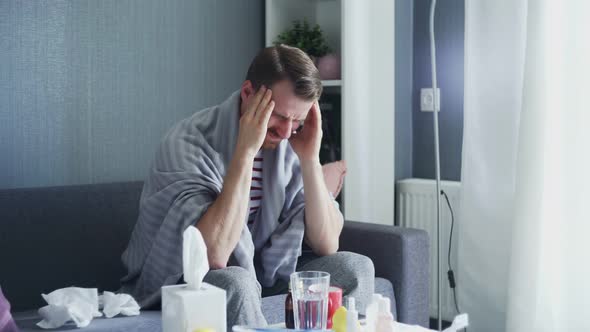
332;306;348;332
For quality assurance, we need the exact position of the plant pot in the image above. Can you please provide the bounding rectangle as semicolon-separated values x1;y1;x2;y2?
317;54;341;80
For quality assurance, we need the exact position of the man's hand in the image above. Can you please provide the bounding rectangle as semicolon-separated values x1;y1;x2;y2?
289;101;322;162
235;86;275;159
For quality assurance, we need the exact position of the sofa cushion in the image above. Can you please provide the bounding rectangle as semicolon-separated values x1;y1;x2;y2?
0;182;144;311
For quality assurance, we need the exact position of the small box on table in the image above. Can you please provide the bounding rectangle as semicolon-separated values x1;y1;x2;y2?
162;282;226;332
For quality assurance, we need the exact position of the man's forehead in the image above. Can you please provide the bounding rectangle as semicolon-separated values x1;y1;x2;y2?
269;80;314;120
273;107;308;121
272;98;311;118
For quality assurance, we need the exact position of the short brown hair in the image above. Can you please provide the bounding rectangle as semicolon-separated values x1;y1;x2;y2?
245;45;322;101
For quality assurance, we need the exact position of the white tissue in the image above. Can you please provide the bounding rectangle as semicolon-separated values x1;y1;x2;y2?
183;225;209;290
443;313;469;332
37;287;102;329
99;291;140;318
162;226;223;332
36;288;142;329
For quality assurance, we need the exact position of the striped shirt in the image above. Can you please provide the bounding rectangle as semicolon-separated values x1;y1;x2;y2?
248;151;263;226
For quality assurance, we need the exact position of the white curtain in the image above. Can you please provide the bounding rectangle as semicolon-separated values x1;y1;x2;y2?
459;0;590;331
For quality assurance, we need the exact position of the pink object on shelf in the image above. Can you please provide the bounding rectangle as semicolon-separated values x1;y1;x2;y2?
317;54;341;80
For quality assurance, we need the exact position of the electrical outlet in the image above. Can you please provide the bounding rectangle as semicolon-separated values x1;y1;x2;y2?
420;88;440;112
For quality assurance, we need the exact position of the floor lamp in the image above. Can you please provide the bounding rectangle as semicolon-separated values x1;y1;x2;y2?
428;0;443;330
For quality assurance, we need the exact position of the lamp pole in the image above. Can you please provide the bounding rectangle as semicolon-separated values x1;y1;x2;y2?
428;0;442;330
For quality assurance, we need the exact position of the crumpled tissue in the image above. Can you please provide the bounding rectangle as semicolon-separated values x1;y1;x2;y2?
36;287;140;329
37;287;102;329
99;291;140;318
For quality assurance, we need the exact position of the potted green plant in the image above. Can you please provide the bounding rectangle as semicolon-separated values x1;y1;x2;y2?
274;19;341;80
274;19;331;61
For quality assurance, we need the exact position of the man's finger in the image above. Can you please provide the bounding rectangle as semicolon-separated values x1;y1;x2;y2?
314;101;322;127
252;88;272;118
258;89;273;115
259;100;275;125
306;101;321;127
247;85;267;116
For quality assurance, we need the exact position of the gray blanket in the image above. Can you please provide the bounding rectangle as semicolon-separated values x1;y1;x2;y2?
120;91;306;308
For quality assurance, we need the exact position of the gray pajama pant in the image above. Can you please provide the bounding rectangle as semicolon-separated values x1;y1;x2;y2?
203;251;375;330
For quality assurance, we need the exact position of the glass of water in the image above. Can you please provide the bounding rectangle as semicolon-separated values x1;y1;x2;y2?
290;271;330;330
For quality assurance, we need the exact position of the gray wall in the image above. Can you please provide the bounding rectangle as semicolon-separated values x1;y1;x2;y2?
412;0;464;181
395;0;414;181
0;0;263;189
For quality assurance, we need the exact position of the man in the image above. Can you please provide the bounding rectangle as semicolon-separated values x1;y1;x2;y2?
120;45;374;328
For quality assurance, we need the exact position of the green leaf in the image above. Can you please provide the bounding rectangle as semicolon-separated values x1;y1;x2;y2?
273;18;332;57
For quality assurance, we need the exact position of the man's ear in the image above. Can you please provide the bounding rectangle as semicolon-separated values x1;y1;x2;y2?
240;80;255;103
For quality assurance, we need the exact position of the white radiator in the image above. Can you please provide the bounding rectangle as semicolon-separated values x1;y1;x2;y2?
395;178;461;321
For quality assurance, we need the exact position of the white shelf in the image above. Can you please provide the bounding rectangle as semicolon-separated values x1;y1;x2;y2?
322;80;342;87
265;0;341;54
266;0;395;225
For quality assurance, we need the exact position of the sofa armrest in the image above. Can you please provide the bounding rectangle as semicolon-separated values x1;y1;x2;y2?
339;220;429;327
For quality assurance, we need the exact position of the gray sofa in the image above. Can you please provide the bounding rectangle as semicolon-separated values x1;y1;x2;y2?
0;181;429;331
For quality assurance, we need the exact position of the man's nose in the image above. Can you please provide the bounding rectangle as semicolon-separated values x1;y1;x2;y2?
276;120;293;139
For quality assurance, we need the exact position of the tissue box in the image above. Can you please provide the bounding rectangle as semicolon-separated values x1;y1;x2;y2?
162;282;226;332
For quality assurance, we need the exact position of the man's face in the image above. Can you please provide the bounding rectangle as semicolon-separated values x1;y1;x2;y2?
244;80;314;149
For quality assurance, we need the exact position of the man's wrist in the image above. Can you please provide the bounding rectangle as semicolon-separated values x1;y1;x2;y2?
231;150;257;173
299;158;322;172
234;145;258;162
